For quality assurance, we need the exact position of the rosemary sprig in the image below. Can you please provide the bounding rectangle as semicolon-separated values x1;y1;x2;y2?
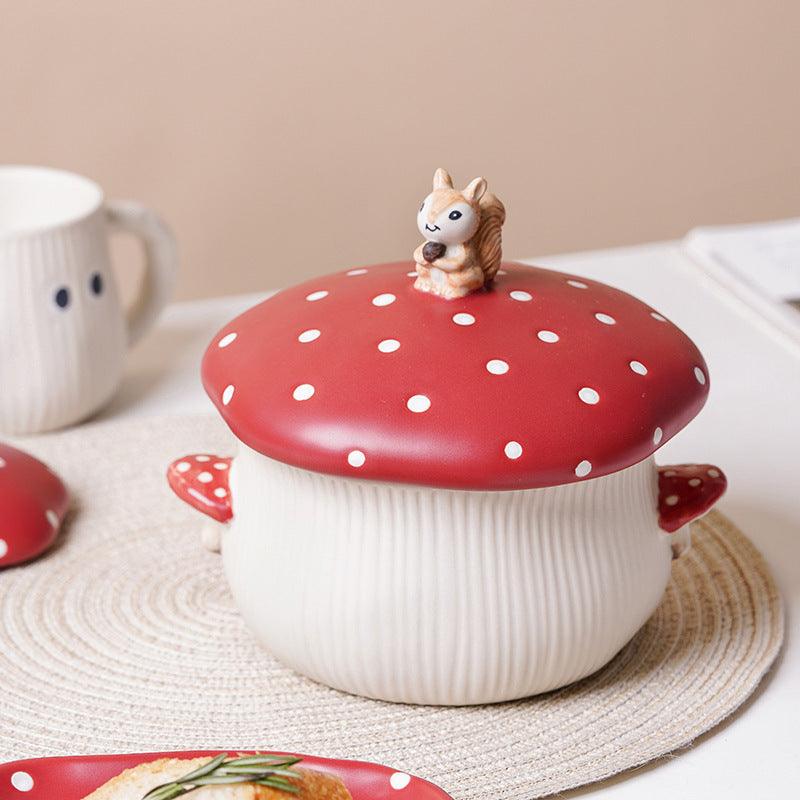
141;753;303;799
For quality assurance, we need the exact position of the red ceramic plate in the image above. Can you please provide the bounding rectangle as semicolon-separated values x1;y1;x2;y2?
0;750;452;799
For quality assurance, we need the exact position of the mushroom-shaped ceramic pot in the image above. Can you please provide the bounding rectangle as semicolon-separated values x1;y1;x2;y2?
0;443;69;567
169;262;726;705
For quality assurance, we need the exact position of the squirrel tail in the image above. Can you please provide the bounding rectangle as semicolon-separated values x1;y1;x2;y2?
477;193;506;281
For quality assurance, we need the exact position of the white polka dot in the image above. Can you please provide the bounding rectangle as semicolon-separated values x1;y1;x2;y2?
176;461;191;473
198;471;213;484
390;772;411;791
664;469;677;477
575;460;592;478
496;269;508;276
504;441;523;460
651;311;667;322
407;394;431;413
578;387;600;405
665;494;680;506
694;366;706;385
46;509;59;528
689;478;702;487
346;268;368;276
0;457;6;467
567;279;588;289
509;290;533;302
347;450;366;468
629;360;648;375
708;468;720;478
378;339;401;353
214;487;228;498
298;329;321;343
0;539;7;559
595;312;616;325
306;290;328;302
11;771;34;792
218;332;237;348
195;455;211;462
293;383;315;401
653;427;663;445
537;330;559;343
407;271;417;277
452;312;476;326
372;293;396;307
214;462;229;470
486;359;509;375
222;385;235;405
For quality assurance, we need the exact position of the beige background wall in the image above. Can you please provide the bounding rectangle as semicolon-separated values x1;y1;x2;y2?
1;0;799;300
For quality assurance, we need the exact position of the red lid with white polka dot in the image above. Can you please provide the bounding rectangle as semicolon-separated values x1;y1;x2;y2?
201;262;710;490
0;442;69;567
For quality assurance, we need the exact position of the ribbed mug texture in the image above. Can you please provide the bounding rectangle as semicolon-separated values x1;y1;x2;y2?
0;211;126;434
224;447;673;705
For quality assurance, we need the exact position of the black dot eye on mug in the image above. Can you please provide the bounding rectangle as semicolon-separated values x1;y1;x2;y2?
449;210;463;220
90;272;104;296
54;287;70;309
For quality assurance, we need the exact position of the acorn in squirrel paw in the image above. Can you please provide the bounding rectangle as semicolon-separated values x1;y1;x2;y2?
421;240;446;263
413;168;506;299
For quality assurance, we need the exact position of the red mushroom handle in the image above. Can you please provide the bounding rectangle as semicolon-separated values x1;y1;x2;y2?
167;454;233;523
658;464;727;533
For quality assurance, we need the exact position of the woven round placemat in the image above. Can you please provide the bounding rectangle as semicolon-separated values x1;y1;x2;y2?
0;414;783;799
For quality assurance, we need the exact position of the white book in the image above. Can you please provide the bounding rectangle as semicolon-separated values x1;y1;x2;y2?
683;218;800;355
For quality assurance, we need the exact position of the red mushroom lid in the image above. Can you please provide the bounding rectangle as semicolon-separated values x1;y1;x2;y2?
0;443;69;567
202;262;710;490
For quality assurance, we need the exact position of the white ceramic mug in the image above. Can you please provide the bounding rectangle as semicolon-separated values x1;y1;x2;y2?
0;166;177;434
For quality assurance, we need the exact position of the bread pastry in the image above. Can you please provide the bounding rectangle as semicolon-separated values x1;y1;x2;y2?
82;756;352;799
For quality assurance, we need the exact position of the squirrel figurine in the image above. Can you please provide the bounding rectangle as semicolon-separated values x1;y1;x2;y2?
413;168;506;299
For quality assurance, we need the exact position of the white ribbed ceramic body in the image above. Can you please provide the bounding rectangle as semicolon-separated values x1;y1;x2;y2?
223;446;674;705
0;209;127;434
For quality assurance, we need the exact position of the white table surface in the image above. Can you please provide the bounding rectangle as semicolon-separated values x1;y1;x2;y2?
100;243;800;798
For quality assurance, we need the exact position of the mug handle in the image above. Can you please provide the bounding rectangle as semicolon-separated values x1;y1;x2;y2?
166;453;234;552
658;464;727;558
106;200;177;346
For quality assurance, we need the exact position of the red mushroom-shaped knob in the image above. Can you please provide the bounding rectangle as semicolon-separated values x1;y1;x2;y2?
658;464;727;533
0;443;69;567
167;454;233;523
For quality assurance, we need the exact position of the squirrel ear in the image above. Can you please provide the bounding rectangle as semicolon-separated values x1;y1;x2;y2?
463;177;487;203
433;168;453;189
